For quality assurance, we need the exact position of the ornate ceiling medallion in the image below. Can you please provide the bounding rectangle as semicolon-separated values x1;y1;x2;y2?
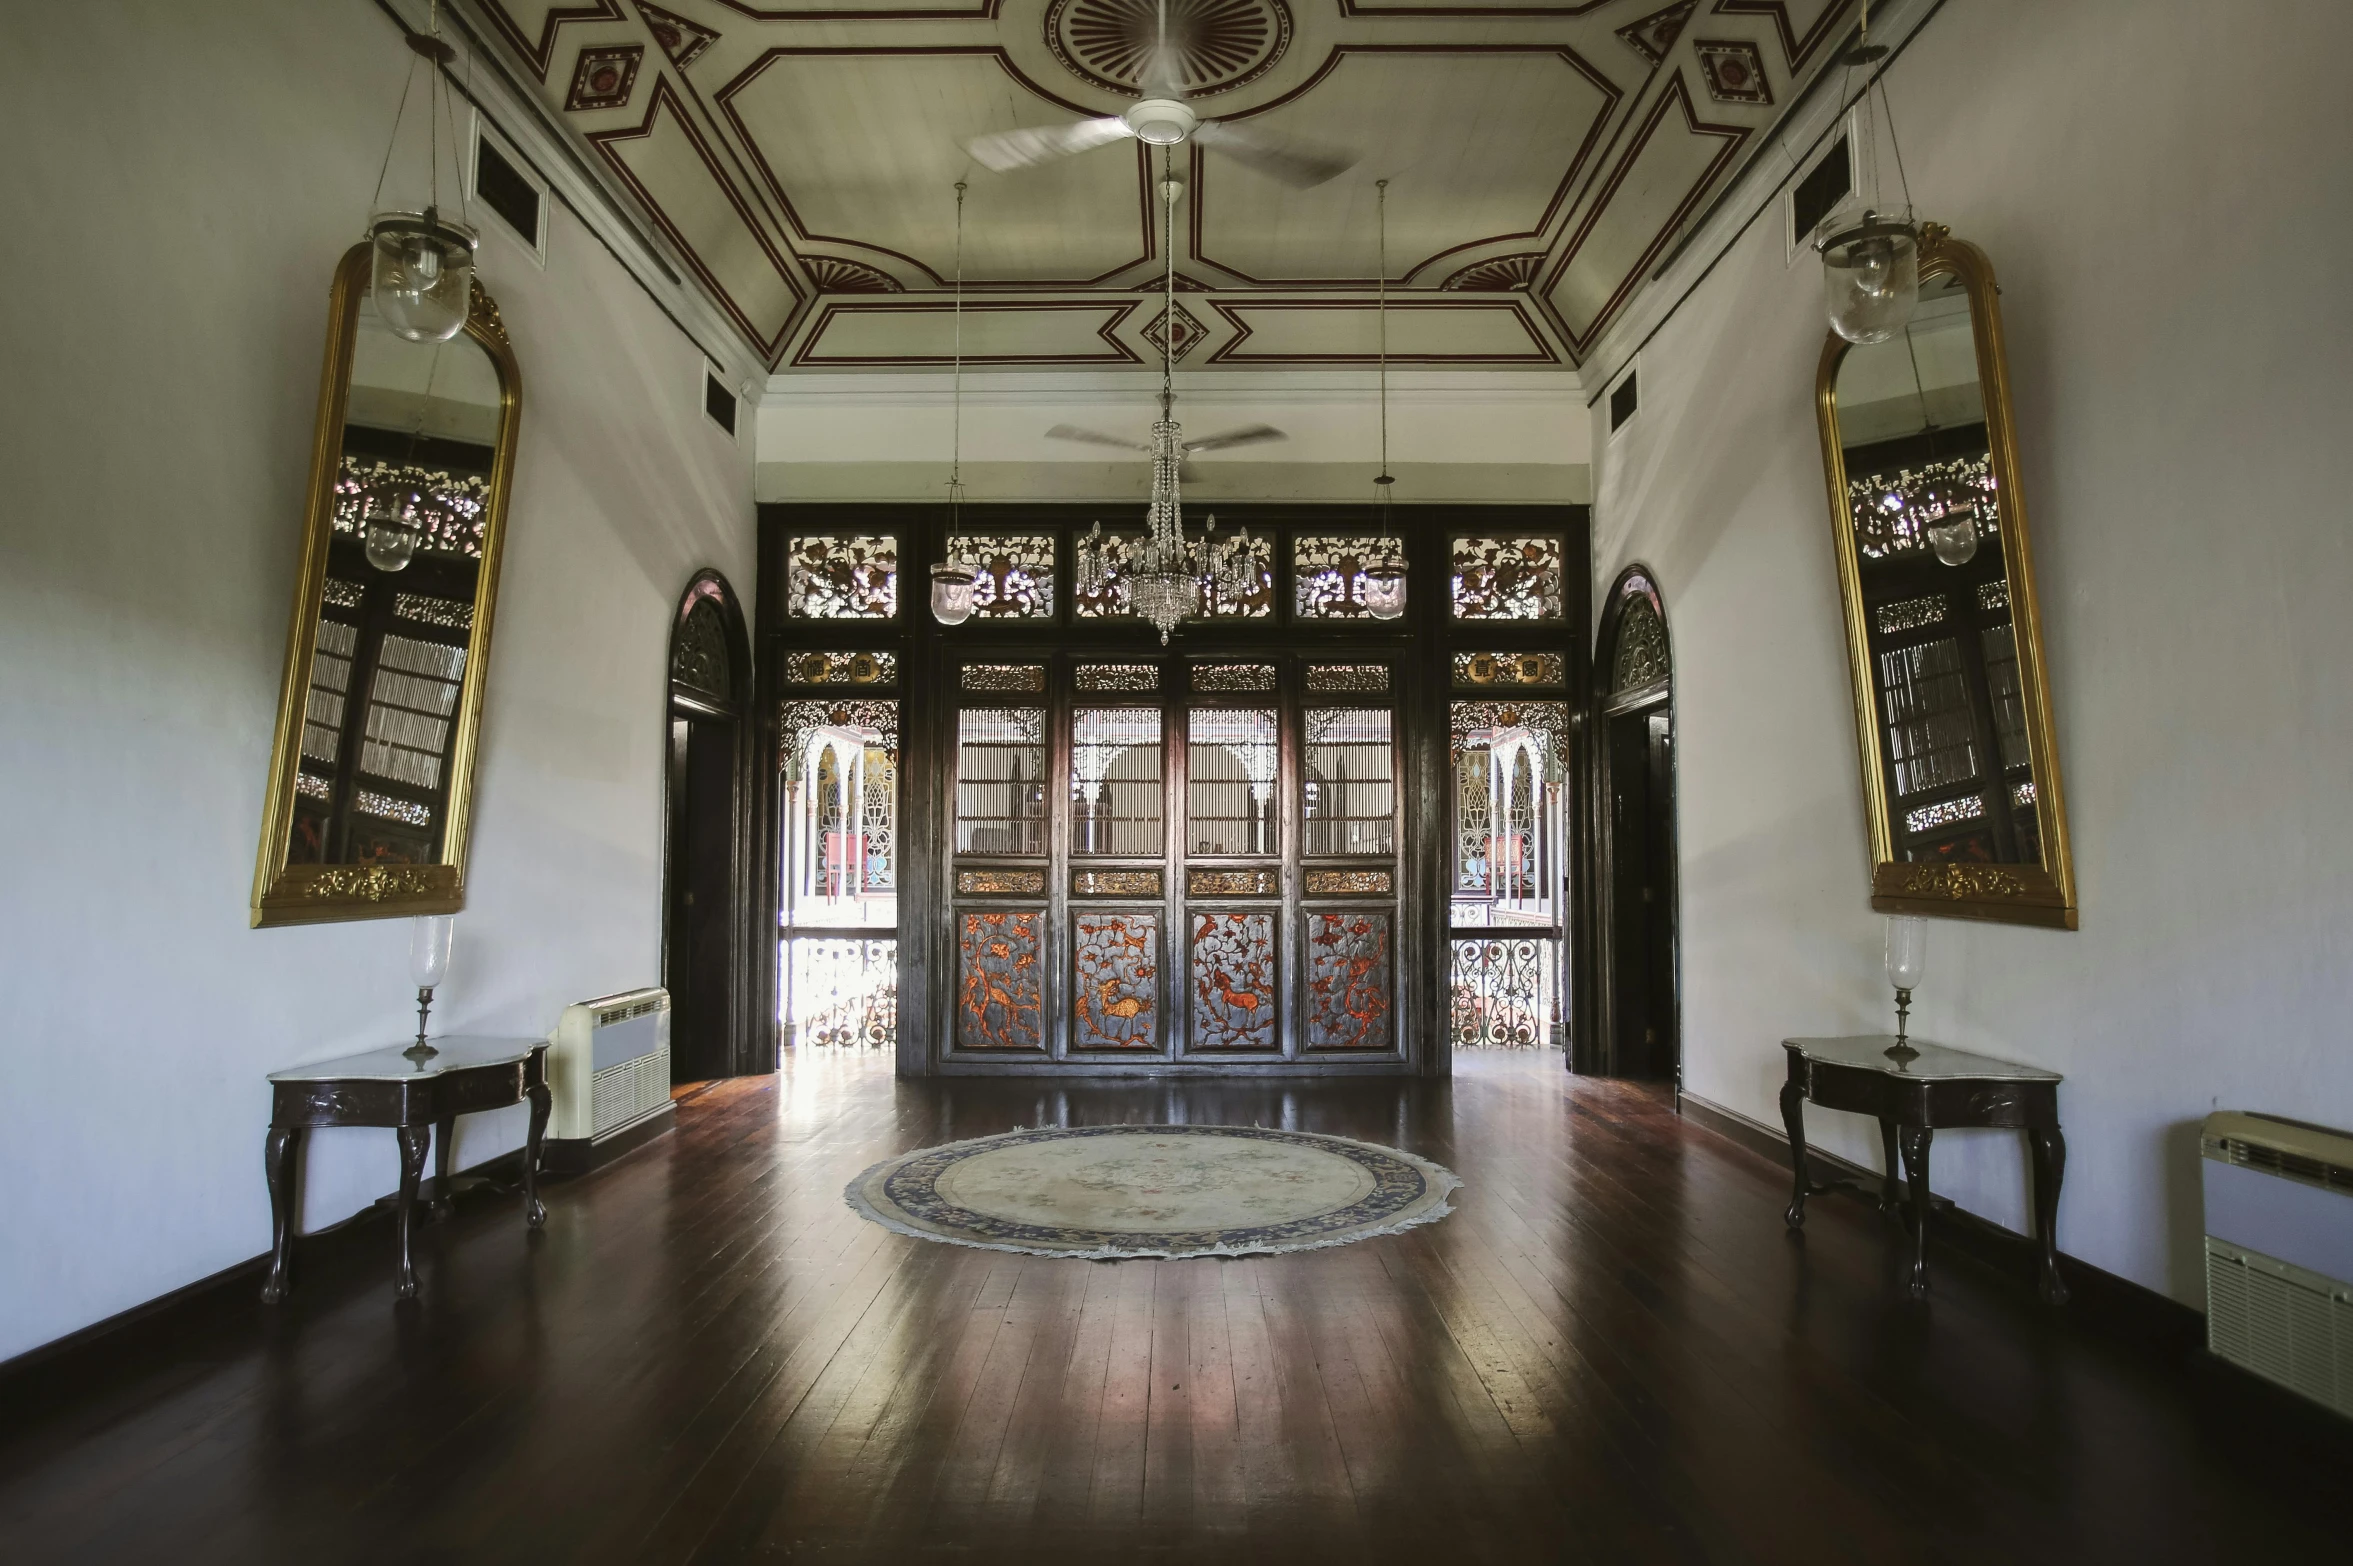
1046;0;1292;99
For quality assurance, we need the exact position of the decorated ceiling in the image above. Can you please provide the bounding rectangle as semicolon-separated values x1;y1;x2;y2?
472;0;1855;369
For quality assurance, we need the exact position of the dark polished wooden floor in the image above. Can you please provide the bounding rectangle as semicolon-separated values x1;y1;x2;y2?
2;1051;2344;1564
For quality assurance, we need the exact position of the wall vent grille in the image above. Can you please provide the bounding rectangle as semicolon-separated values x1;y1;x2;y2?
2205;1237;2353;1417
2203;1133;2353;1195
591;1046;670;1138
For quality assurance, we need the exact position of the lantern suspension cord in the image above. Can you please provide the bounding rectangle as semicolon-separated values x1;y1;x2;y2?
1376;179;1392;490
950;179;966;528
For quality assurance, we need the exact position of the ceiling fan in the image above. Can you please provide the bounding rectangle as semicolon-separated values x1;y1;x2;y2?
965;0;1359;190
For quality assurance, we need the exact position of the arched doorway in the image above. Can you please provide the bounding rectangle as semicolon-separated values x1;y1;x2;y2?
1592;567;1679;1084
664;571;753;1085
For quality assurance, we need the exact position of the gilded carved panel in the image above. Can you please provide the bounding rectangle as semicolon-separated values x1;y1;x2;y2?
1306;912;1391;1049
1191;912;1277;1050
1074;911;1159;1050
957;910;1044;1050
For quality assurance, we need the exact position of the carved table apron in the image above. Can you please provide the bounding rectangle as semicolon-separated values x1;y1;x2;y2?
1779;1036;2067;1303
263;1036;550;1301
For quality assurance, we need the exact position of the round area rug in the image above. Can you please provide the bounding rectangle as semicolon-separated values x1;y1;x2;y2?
845;1124;1460;1260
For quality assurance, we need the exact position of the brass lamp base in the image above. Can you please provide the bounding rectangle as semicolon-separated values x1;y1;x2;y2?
1883;987;1918;1063
403;986;439;1063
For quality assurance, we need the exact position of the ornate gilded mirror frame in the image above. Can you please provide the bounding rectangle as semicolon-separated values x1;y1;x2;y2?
250;243;520;927
1815;224;2076;929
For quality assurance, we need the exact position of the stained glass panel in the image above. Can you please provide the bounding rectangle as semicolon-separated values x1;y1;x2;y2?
1188;708;1278;856
1295;535;1405;619
1191;912;1276;1050
1071;708;1163;856
1303;709;1394;856
1074;911;1159;1050
957;708;1046;855
963;534;1056;618
786;534;897;619
957;911;1044;1050
1451;536;1564;620
1306;912;1391;1049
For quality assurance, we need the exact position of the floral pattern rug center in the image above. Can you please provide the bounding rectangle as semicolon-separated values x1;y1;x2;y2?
846;1124;1459;1260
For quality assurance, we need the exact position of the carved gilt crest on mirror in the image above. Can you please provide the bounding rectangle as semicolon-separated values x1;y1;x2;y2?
251;243;520;926
1815;225;2075;929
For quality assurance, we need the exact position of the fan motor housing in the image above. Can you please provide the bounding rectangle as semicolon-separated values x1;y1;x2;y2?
1125;99;1197;146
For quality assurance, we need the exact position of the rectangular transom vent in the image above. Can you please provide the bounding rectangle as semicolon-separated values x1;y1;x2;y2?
1608;370;1638;434
474;134;542;251
705;371;737;437
1791;135;1851;253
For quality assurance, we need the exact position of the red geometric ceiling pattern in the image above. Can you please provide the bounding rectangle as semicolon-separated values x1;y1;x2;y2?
471;0;1857;369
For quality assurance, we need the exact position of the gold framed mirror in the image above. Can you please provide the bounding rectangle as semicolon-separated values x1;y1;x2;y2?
1815;224;2076;929
251;243;520;927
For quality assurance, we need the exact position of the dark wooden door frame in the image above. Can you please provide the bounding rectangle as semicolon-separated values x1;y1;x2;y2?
1576;565;1681;1082
662;569;768;1080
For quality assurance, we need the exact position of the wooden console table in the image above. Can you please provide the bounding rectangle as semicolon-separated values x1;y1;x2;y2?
263;1036;550;1302
1780;1036;2067;1303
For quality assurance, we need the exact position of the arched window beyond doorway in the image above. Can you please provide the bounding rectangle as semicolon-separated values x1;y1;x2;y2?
665;571;755;1085
1591;567;1679;1084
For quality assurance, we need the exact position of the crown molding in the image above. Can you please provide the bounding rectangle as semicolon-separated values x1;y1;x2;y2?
759;368;1585;410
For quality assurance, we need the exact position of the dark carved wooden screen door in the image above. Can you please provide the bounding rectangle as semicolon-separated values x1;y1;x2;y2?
947;654;1403;1067
759;504;1588;1076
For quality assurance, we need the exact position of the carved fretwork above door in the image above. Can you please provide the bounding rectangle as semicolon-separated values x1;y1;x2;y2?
465;0;1856;367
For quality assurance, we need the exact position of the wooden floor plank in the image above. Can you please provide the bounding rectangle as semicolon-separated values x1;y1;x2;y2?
1;1050;2346;1566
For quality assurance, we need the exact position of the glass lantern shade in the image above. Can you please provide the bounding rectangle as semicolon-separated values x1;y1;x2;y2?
930;562;976;625
1926;509;1980;566
1820;215;1919;345
1884;915;1928;991
410;914;455;990
362;487;421;573
370;210;478;344
1361;563;1408;621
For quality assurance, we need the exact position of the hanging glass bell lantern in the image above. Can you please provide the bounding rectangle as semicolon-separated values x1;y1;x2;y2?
1819;212;1918;345
361;481;423;572
370;208;477;344
930;556;976;625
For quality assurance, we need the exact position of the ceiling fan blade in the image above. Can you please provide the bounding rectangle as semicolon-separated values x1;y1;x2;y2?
1191;121;1359;189
1046;424;1152;452
1182;424;1289;454
966;117;1132;173
1178;458;1201;486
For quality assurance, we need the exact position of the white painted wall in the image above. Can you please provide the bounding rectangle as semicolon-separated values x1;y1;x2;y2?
758;369;1590;503
1592;0;2353;1304
0;0;754;1360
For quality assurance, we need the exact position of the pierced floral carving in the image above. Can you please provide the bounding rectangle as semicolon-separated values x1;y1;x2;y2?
786;535;897;619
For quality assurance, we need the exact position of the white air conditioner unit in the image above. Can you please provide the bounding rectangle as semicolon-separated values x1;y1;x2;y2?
545;987;674;1173
2201;1110;2353;1417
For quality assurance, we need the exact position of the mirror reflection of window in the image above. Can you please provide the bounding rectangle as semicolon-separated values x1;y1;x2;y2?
956;708;1046;856
1187;709;1278;856
1302;709;1394;856
1070;708;1163;856
1834;274;2038;866
287;303;499;868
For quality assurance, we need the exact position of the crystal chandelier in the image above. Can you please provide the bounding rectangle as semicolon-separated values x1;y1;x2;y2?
1075;154;1258;645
